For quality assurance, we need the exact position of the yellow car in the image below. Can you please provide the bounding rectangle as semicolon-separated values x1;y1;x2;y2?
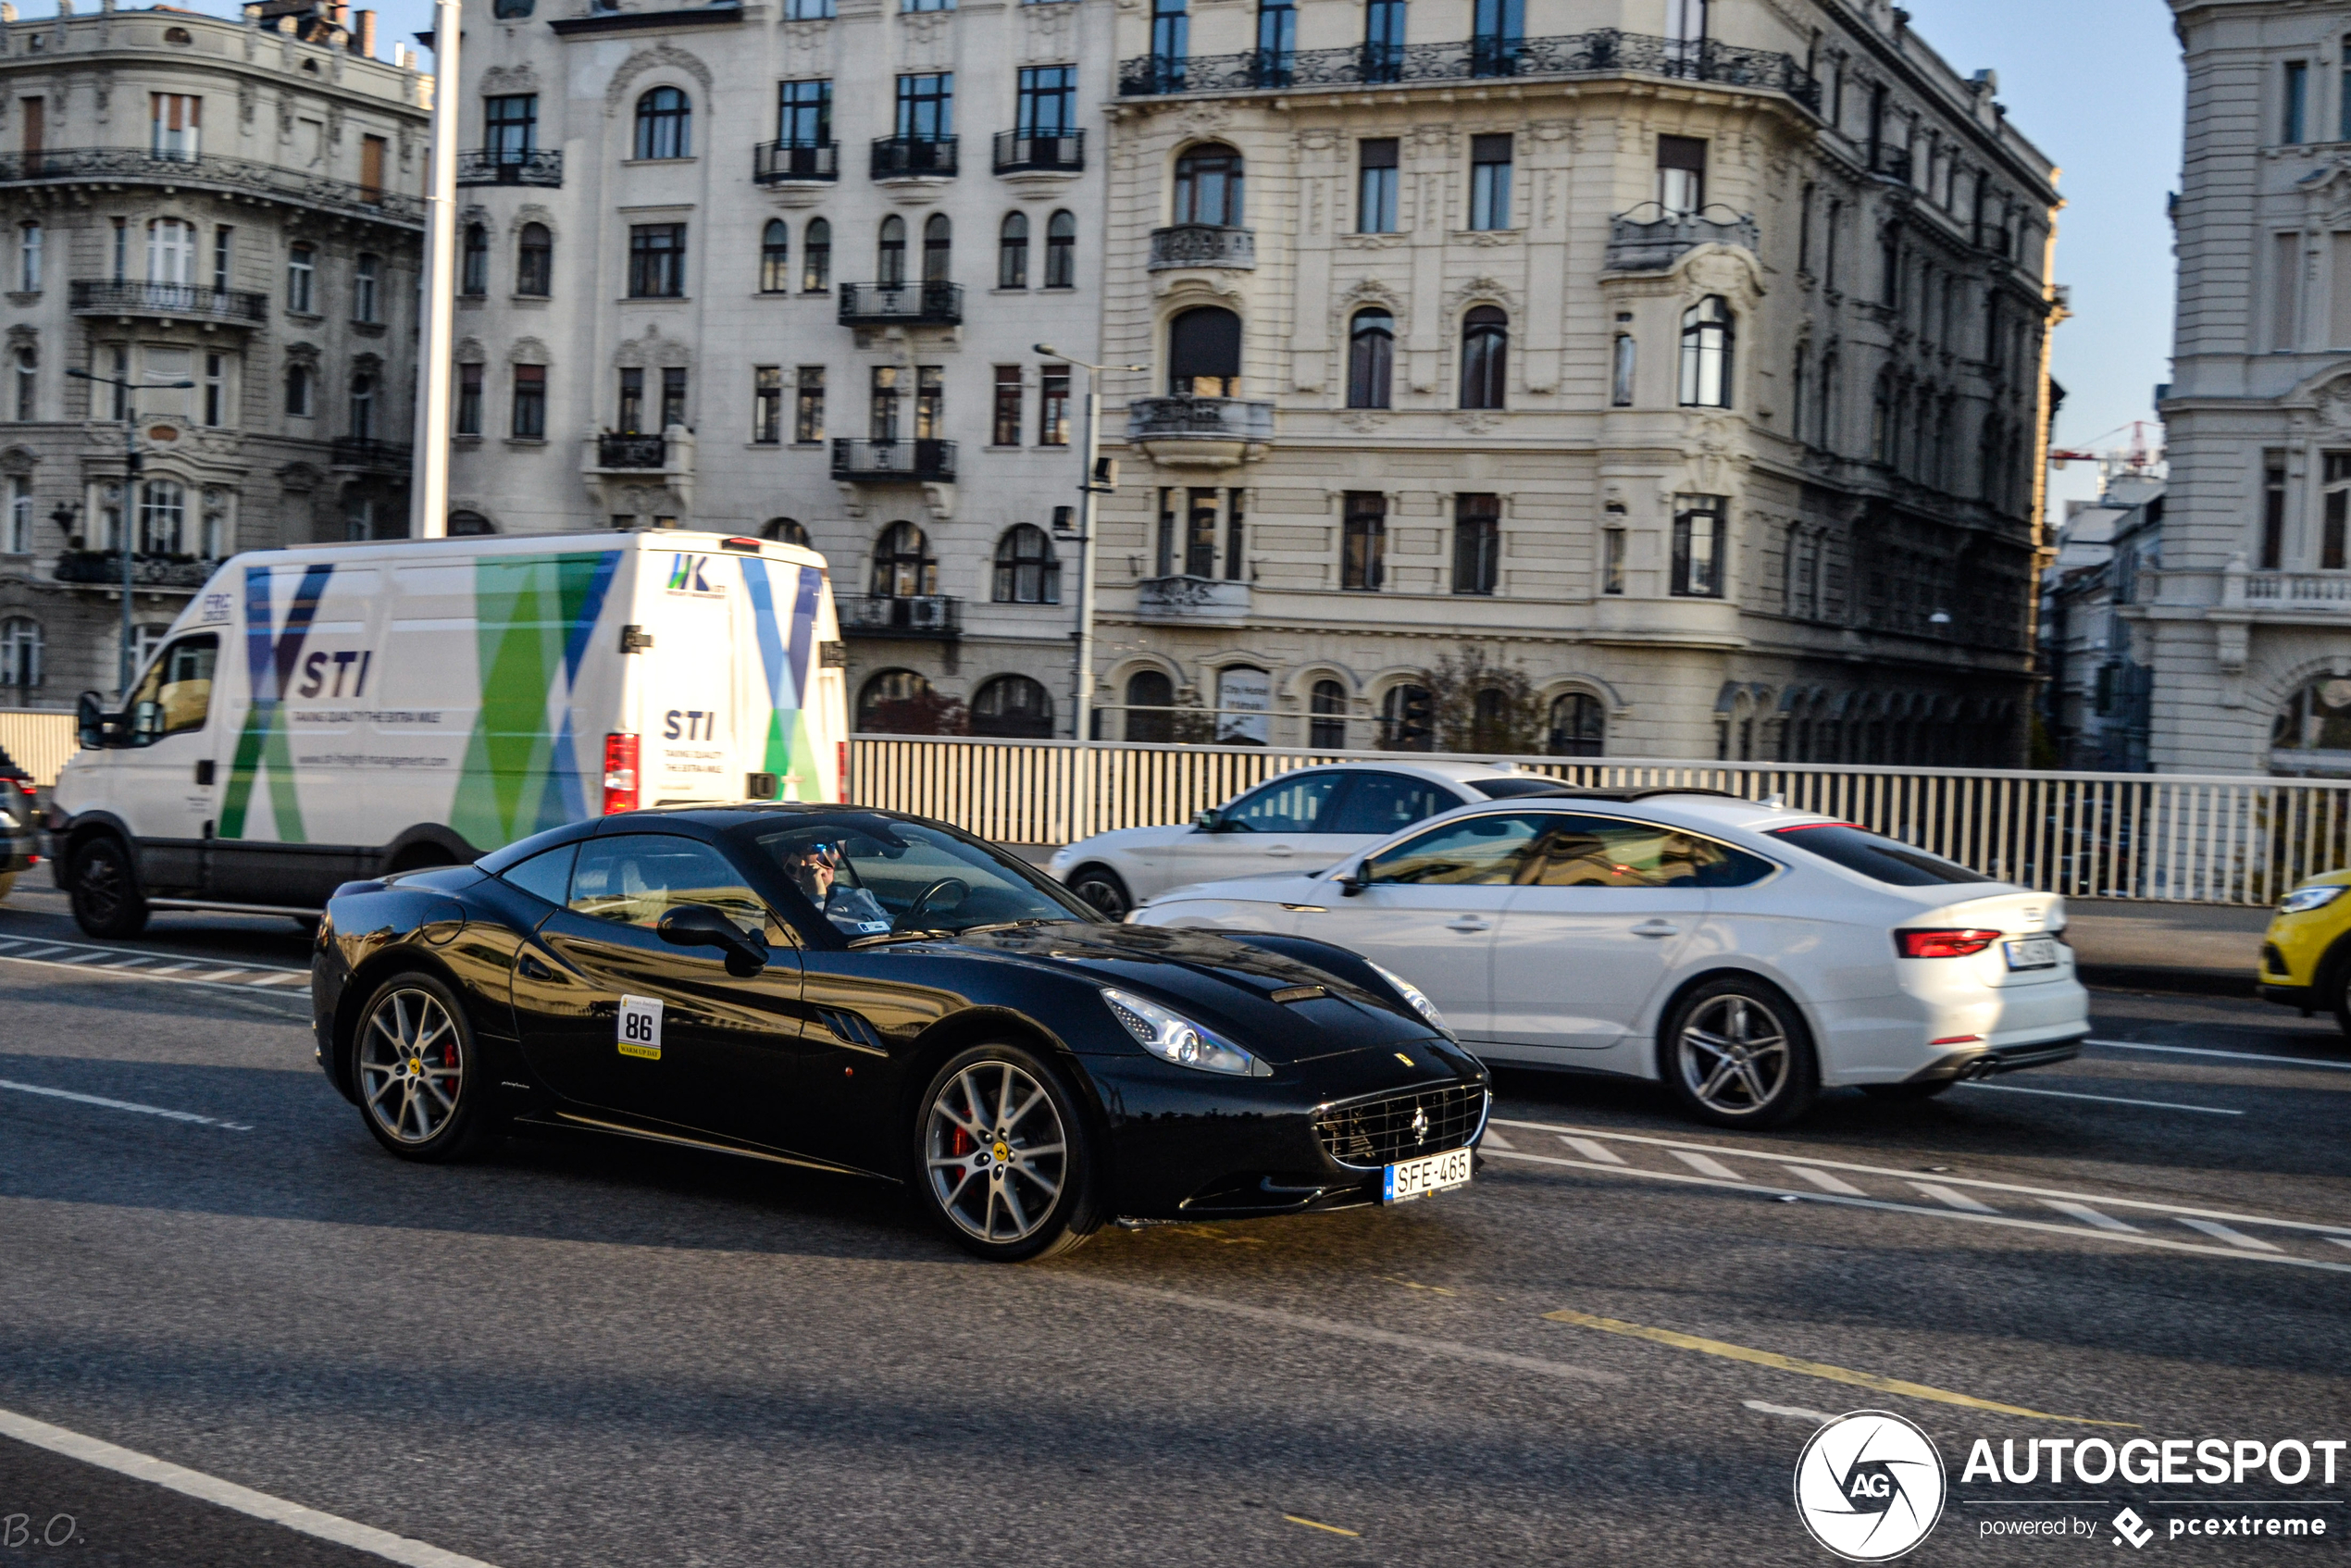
2258;869;2351;1029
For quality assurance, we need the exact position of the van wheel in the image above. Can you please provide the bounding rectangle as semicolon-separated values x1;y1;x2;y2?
1661;977;1819;1128
69;837;148;939
1068;865;1132;920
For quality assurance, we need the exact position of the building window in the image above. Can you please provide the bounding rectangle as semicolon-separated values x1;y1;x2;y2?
998;212;1028;289
1151;0;1188;81
1469;133;1512;230
660;367;687;430
348;372;375;439
992;524;1061;604
286;363;314;417
972;675;1054;739
4;478;29;554
1173;143;1243;227
137;479;186;554
759;220;790;293
1168;306;1242;396
461;222;489;295
1039;363;1070;445
448;511;495;536
794;367;825;442
1611;332;1636;406
0;616;40;692
2284;60;2309;144
802;218;832;292
1310;679;1348;749
777;79;831;146
1453;493;1499;594
485;93;538;159
1470;0;1522;76
1379;682;1432;750
2325;453;2351;569
628;224;686;298
870;365;902;442
1163;487;1220;577
1790;348;1807;442
895;72;953;141
456;362;482;435
512;363;546;439
634;86;691;159
16;220;38;292
360;135;386;202
1347;308;1393;408
912;365;942;440
1363;0;1404;81
764;517;809;545
1460;305;1508;409
1044;210;1076;288
209;222;235;289
1672;494;1725;597
515;223;552;297
1016;65;1076;136
151;93;200;159
1548;692;1604;757
2263;455;2288;569
10;346;31;422
202;352;225;427
1125;669;1175;742
618;367;645;433
1678;294;1734;407
1657;134;1706;217
354;253;381;323
992;365;1023;445
1357;137;1399;233
1342;491;1386;591
871;520;937;597
877;216;907;287
753;366;783;444
147;218;193;285
1601;515;1626;594
1256;0;1296;83
923;213;952;282
858;669;939;732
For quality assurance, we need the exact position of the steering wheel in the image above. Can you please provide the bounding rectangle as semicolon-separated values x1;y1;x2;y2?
902;877;971;927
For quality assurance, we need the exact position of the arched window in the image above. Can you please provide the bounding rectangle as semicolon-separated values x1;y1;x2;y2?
871;520;936;598
286;362;314;417
1309;678;1348;749
971;674;1054;739
1678;294;1734;408
461;222;489;295
858;668;938;733
1379;683;1433;752
1168;305;1241;396
634;86;690;160
0;616;41;692
760;219;790;294
802;218;831;292
877;216;906;287
763;516;810;546
447;511;496;536
349;372;375;439
516;222;552;296
1125;668;1175;743
1548;691;1605;757
2272;678;2351;774
998;212;1029;290
138;479;186;554
1460;305;1508;410
1173;143;1244;227
1347;307;1393;409
922;213;952;282
1044;209;1076;289
1469;688;1516;753
992;524;1061;604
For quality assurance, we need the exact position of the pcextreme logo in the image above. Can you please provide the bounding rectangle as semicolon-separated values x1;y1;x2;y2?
1794;1412;1948;1562
665;554;725;596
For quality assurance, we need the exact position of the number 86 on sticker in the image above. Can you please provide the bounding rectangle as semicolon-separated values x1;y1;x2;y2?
618;995;663;1059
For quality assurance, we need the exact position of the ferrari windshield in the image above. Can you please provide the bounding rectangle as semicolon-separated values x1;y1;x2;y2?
741;818;1096;940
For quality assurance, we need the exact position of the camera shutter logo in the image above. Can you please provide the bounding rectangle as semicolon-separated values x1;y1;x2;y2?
1792;1411;1947;1562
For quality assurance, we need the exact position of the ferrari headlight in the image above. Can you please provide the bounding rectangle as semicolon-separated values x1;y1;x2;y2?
2282;884;2345;915
1101;987;1268;1077
1367;959;1450;1036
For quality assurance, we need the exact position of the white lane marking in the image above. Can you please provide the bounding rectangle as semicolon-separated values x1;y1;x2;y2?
0;946;305;996
2334;1239;2351;1252
249;972;307;987
1785;1164;1867;1196
1479;1127;1516;1151
0;1406;504;1568
1744;1400;1836;1425
1561;1135;1625;1164
1914;1182;1999;1214
2176;1217;2283;1252
0;1077;251;1130
1954;1081;2243;1116
1670;1150;1743;1180
2042;1201;2140;1234
2087;1038;2351;1073
13;944;70;959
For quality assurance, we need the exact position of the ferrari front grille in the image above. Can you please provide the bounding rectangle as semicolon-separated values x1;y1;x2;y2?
1313;1083;1487;1169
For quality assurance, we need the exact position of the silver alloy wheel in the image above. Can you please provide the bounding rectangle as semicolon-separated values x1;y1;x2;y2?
1675;992;1791;1116
1071;873;1129;920
359;987;465;1145
925;1060;1068;1245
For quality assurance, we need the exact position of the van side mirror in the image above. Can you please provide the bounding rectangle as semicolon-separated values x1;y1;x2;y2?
657;902;771;977
76;691;107;749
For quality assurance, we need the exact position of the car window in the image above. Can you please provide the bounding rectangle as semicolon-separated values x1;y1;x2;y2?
1222;772;1345;833
1765;823;1989;887
128;634;217;742
1519;814;1776;889
1362;812;1548;887
568;834;767;935
1326;772;1459;836
744;818;1092;940
499;843;578;906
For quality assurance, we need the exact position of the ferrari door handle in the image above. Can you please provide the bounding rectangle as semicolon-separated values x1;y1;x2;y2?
1447;918;1491;933
1631;920;1680;938
517;952;556;981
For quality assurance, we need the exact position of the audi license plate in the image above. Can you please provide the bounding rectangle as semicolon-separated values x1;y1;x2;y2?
1383;1147;1473;1204
2004;937;2060;971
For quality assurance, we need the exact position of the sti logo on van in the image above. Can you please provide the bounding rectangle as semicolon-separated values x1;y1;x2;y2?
295;650;375;699
665;555;726;597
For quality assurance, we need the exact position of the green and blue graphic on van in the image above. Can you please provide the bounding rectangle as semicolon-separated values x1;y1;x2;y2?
740;557;825;802
219;561;334;841
665;554;724;596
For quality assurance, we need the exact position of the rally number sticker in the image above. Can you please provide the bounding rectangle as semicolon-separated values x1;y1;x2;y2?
618;994;664;1060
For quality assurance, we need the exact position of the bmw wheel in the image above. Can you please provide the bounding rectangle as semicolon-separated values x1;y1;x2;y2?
1661;977;1819;1128
1067;865;1133;921
354;973;497;1162
69;836;147;939
915;1044;1101;1263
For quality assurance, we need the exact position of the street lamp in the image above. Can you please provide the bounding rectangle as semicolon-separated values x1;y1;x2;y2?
68;367;197;696
1034;344;1145;745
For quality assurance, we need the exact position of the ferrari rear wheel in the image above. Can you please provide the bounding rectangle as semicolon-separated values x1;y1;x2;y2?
916;1044;1101;1263
354;973;497;1163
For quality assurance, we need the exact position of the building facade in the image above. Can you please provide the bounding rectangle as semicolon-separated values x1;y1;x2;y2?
2039;468;2163;772
1088;0;2061;761
0;1;425;708
2150;0;2351;777
442;0;1115;739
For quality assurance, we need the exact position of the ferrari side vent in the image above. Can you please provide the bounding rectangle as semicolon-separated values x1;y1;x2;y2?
815;1008;885;1052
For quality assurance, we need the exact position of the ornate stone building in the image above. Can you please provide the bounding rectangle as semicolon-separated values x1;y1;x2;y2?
0;0;425;707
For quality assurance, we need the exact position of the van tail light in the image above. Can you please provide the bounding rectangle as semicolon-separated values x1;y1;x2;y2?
1895;928;2003;959
602;732;640;815
837;740;849;801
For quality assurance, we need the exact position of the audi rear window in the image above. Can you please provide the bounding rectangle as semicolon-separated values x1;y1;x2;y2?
1466;778;1574;799
1766;823;1993;887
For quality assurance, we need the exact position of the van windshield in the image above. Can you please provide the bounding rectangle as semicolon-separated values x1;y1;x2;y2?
741;818;1096;940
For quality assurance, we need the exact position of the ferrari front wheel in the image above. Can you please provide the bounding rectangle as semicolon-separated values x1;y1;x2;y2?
915;1044;1101;1263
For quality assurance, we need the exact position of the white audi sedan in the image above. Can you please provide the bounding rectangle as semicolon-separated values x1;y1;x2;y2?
1044;760;1574;918
1130;790;2091;1127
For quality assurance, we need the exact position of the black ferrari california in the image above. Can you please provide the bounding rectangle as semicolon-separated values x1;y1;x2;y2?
311;805;1490;1260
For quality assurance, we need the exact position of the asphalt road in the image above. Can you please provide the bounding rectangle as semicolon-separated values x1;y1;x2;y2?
2;883;2346;1567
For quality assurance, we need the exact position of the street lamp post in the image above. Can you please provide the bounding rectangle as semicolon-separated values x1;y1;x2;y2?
1033;345;1144;746
68;367;195;697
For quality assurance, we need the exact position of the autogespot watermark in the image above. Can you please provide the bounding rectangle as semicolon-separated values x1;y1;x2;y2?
1793;1418;2345;1556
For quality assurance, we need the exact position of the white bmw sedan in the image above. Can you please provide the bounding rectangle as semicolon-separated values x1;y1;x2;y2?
1044;760;1573;918
1130;790;2091;1127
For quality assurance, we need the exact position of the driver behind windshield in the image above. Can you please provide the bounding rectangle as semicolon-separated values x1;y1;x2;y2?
781;840;894;937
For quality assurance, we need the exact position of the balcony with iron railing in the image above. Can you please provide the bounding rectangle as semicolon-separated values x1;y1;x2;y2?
836;593;963;639
1117;30;1818;112
753;140;840;184
54;551;218;590
454;149;565;188
831;438;957;482
70;278;269;325
1137;574;1252;626
595;432;670;470
1604;203;1760;271
0;147;423;227
992;130;1085;176
1147;224;1256;271
330;438;416;473
871;136;959;180
838;281;964;328
1126;396;1275;468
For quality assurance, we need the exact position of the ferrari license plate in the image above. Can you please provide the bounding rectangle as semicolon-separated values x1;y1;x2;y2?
1383;1147;1473;1204
2004;937;2059;971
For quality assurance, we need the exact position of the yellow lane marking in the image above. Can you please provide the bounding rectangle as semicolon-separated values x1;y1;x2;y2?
1163;1225;1264;1246
1283;1515;1361;1537
1541;1310;2136;1428
1376;1275;1457;1296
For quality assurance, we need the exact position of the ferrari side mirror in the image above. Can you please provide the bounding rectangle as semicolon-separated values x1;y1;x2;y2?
658;902;770;976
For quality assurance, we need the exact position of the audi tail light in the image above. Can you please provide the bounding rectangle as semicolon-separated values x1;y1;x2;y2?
602;732;640;815
1894;928;2003;959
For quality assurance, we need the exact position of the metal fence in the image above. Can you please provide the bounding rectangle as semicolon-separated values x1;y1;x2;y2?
850;735;2351;907
0;710;75;788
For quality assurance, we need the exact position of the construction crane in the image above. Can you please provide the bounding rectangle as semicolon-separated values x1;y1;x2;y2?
2048;419;2163;475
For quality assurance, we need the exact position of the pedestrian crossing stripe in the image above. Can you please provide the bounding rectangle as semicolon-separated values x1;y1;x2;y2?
0;934;306;995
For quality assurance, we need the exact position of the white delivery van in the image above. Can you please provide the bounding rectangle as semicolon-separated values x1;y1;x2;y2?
49;529;847;937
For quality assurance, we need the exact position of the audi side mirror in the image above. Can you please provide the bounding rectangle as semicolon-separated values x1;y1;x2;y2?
1338;865;1369;897
1193;808;1223;832
658;902;770;977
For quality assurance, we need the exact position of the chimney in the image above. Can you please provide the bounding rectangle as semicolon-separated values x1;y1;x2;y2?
354;8;373;55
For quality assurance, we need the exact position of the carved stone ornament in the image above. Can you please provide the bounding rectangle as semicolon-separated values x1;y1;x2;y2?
1173;99;1233;139
603;44;714;115
509;335;550;366
1444;276;1518;317
1338;232;1407;251
480;63;540;95
1020;2;1072;58
615;322;690;370
455;335;487;364
511;202;556;239
1337;409;1389;434
1453;411;1502;436
2320;376;2351;430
